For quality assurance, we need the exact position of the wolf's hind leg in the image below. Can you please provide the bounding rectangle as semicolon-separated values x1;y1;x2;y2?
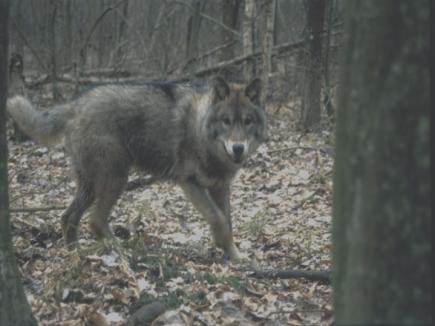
181;182;240;261
61;179;95;247
90;173;128;240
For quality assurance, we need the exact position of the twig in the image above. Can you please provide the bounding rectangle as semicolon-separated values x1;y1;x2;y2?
172;0;241;39
268;146;329;155
10;205;67;213
249;269;331;284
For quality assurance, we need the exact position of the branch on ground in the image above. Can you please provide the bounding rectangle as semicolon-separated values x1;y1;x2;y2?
249;269;331;284
10;205;67;213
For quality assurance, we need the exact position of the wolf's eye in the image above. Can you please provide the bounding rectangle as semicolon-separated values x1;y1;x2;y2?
244;118;253;126
222;117;231;126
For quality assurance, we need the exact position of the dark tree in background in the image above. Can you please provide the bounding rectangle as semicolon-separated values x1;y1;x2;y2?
300;0;326;131
0;0;37;325
332;0;430;324
220;0;241;78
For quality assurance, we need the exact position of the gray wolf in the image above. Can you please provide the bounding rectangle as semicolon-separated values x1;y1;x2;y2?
7;76;267;260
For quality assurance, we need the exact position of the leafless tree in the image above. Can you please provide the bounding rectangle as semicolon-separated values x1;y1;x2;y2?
300;0;326;131
0;0;37;324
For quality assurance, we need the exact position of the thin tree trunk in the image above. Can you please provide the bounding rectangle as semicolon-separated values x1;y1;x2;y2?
322;0;334;121
63;0;73;68
260;0;274;105
301;0;326;131
185;0;204;74
220;0;241;78
0;0;37;324
148;1;167;60
242;0;255;81
14;0;24;54
332;0;430;323
48;0;60;100
116;0;129;63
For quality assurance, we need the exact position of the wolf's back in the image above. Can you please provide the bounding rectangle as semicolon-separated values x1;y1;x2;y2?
7;96;75;146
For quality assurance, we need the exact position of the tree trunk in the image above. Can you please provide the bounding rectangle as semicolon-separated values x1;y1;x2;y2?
185;0;204;74
220;0;241;78
332;1;430;324
322;0;334;121
63;0;73;69
242;0;255;81
13;0;24;54
300;0;326;131
260;0;275;105
48;0;60;100
116;0;129;63
0;1;37;324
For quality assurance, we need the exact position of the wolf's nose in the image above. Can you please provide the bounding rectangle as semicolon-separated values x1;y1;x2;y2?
232;144;245;157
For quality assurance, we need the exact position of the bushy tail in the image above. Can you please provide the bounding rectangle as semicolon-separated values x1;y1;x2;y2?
7;96;75;146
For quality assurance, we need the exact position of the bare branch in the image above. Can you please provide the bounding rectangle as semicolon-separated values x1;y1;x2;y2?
172;0;241;39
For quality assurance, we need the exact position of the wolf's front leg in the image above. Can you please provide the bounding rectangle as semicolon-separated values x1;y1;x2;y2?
181;181;240;261
208;183;232;231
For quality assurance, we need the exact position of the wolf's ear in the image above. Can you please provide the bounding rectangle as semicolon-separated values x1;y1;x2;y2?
244;78;262;105
211;76;230;103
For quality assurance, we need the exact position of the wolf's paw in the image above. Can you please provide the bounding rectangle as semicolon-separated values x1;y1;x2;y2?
224;245;249;264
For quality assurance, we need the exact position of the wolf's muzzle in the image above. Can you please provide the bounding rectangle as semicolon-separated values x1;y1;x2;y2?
232;143;245;159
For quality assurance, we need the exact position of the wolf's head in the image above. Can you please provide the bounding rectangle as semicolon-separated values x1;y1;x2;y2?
204;76;267;166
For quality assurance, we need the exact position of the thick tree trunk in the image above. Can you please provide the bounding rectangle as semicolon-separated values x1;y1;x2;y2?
332;1;430;324
300;0;326;131
0;1;37;325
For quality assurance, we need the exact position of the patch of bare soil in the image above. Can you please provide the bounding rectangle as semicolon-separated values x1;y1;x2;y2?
9;103;334;325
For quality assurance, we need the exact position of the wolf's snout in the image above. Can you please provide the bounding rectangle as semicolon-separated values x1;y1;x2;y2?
232;144;245;158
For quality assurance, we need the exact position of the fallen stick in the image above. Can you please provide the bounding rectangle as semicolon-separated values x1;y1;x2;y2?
10;205;67;213
249;269;331;284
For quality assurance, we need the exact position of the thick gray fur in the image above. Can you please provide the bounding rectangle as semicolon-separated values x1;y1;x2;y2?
7;77;267;260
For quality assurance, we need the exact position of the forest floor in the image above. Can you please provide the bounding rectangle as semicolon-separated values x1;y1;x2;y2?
8;87;335;325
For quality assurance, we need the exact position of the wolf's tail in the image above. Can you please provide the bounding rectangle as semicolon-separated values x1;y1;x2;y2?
7;95;75;146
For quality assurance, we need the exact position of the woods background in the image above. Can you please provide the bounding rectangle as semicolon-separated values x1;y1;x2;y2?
8;0;342;131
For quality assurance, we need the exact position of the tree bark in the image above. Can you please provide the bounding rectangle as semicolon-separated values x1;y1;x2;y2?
322;0;334;121
0;1;37;324
116;0;129;63
300;0;326;131
260;0;275;105
185;0;204;74
48;0;60;100
242;0;255;81
220;0;241;78
63;0;73;68
332;1;430;324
